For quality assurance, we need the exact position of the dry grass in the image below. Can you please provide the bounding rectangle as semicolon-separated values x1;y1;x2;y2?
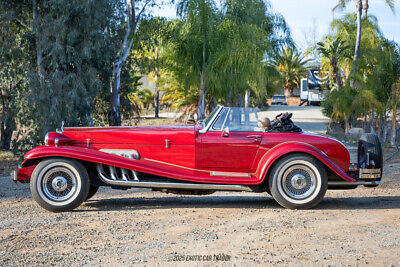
0;150;16;160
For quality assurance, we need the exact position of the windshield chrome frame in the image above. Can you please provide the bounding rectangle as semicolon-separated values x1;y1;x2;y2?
198;105;223;133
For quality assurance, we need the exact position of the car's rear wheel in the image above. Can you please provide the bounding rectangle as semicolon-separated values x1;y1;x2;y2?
30;158;89;212
269;154;328;209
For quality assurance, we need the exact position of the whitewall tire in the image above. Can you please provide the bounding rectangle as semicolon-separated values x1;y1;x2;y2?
30;158;89;212
269;154;328;209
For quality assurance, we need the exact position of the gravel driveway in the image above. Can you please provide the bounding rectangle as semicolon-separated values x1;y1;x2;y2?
1;105;399;266
1;166;399;266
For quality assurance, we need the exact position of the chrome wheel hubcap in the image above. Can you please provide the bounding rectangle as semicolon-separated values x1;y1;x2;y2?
42;168;77;201
52;176;68;192
291;174;307;190
282;165;317;200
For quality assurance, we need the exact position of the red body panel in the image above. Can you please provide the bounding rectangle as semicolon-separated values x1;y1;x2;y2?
201;131;262;169
18;126;355;184
63;126;196;168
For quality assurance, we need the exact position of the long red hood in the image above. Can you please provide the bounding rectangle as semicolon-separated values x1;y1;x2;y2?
62;125;195;145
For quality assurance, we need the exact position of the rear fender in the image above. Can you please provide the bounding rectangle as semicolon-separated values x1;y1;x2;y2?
255;142;356;183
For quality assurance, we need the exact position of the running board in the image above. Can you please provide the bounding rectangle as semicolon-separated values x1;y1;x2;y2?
328;181;381;186
96;164;252;192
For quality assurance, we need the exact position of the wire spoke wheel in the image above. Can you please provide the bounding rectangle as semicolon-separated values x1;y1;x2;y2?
281;165;317;200
42;167;77;201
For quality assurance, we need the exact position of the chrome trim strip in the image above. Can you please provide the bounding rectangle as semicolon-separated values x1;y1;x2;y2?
198;105;223;134
210;171;251;178
102;179;253;192
328;181;381;186
97;164;252;192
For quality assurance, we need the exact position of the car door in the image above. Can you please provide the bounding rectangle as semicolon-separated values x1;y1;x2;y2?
201;107;263;170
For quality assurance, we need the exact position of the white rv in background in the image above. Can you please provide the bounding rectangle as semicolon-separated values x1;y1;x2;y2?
300;69;329;106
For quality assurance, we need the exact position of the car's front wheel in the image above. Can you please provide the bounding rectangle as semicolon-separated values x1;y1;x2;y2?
269;154;328;209
30;158;89;212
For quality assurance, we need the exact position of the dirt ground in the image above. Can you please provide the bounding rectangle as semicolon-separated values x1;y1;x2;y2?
0;150;399;266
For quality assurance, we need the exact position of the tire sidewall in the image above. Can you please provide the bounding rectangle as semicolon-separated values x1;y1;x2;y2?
269;154;328;209
30;158;89;212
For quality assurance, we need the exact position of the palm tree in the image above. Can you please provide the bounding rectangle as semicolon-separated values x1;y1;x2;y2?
317;36;350;90
363;0;394;18
391;79;400;147
330;86;357;132
333;0;395;86
273;47;309;97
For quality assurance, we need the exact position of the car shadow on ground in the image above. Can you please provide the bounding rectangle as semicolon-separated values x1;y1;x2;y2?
82;195;400;212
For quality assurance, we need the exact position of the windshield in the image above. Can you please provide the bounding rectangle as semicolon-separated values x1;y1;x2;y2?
203;106;221;126
210;107;261;132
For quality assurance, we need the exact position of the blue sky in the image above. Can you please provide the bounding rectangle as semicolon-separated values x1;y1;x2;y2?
153;0;400;50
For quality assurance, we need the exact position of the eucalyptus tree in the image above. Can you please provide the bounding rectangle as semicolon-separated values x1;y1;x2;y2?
109;0;160;126
317;36;351;90
0;3;30;150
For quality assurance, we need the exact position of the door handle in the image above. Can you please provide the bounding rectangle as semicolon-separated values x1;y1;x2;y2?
246;135;262;139
246;135;262;142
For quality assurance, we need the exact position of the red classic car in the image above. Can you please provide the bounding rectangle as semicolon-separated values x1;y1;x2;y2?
12;106;383;212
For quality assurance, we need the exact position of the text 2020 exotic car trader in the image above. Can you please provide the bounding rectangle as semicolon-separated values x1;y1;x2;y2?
12;106;383;212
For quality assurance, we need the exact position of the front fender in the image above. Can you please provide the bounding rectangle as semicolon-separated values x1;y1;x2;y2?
255;142;356;183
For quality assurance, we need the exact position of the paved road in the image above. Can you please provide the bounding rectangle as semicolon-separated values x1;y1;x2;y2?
260;105;329;134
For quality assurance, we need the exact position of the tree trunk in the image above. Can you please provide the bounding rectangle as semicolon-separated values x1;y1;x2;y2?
363;0;369;18
32;0;45;89
154;46;160;118
154;89;160;118
332;59;342;90
283;87;293;98
391;88;399;147
244;90;250;108
197;23;207;121
382;103;388;142
109;0;136;126
345;117;351;133
351;0;363;87
391;106;397;147
198;68;206;120
370;111;375;134
0;87;14;150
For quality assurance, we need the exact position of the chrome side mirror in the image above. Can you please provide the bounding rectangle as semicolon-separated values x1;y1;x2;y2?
221;127;230;137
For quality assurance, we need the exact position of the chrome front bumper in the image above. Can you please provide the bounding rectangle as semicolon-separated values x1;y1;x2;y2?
11;170;18;181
